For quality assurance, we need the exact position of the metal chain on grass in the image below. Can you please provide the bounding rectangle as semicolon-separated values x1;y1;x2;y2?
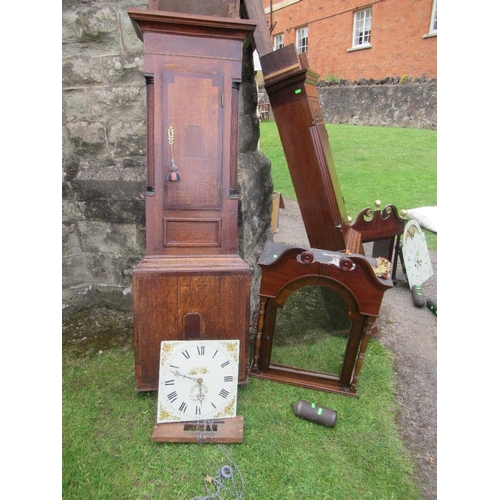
190;420;245;500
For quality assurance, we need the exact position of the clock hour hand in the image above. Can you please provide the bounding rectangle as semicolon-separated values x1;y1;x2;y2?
170;370;203;385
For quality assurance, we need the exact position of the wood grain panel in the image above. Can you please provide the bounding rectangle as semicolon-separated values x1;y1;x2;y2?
133;256;251;390
163;71;222;209
163;218;221;247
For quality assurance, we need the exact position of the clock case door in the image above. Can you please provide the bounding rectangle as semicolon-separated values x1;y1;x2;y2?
161;68;224;246
128;10;256;391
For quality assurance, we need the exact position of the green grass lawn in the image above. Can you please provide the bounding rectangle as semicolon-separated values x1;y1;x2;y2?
63;339;419;499
260;121;437;249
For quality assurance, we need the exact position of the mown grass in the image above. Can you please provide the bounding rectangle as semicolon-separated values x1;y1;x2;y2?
259;121;437;250
63;337;420;499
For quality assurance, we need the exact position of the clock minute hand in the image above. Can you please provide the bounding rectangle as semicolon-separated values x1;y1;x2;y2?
170;370;203;384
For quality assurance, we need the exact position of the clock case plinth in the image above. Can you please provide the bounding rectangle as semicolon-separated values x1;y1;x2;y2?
128;8;256;392
133;256;250;391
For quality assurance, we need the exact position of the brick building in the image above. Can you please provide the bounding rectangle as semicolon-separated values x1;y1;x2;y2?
260;0;437;81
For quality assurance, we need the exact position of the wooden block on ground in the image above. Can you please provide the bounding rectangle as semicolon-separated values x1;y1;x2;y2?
152;415;244;443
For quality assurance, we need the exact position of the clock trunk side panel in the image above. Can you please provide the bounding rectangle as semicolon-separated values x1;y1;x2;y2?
270;98;347;251
133;269;250;391
144;52;165;255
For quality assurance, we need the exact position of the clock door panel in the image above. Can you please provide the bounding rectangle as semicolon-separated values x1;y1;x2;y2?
162;71;223;209
163;217;221;247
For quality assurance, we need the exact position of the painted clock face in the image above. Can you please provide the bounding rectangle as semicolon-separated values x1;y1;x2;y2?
157;339;239;423
401;219;433;289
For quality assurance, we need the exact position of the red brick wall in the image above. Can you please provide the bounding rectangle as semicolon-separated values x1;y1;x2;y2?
261;0;436;80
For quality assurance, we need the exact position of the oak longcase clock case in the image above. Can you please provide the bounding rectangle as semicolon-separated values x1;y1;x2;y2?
128;6;256;391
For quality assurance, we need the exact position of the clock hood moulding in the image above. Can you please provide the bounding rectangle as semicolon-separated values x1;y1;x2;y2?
128;8;257;44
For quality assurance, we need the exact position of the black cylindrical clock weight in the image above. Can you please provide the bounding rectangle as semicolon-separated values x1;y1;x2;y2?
291;399;338;428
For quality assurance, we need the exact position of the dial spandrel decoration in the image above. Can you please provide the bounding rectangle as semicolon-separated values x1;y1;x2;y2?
157;339;240;423
401;219;433;289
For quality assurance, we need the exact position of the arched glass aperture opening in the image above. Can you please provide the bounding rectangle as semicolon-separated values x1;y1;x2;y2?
271;285;352;376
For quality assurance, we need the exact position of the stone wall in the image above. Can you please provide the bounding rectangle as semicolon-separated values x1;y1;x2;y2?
62;0;273;322
317;77;437;130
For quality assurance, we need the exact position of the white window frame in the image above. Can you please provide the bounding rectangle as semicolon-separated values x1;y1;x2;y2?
423;0;437;38
429;0;437;33
273;33;284;51
351;7;372;50
296;26;308;54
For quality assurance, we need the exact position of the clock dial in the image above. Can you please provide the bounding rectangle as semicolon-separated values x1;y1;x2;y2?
401;219;433;289
157;339;239;423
